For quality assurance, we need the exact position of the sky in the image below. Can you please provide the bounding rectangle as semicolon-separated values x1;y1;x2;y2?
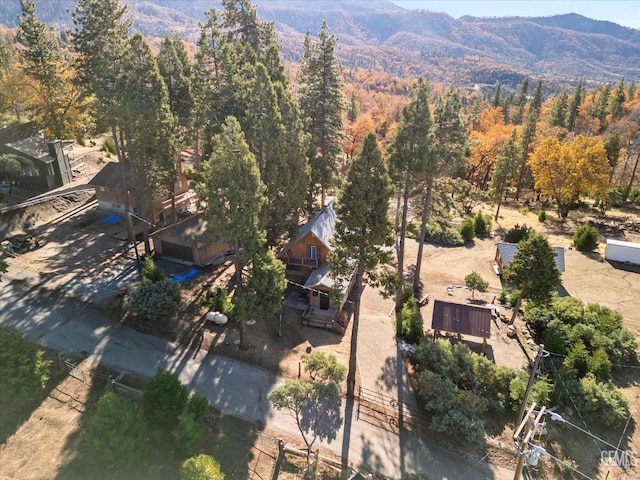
388;1;640;30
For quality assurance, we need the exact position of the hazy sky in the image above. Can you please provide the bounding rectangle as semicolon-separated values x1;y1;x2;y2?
388;1;640;30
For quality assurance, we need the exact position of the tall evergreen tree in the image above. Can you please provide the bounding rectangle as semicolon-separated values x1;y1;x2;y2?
566;78;584;132
347;91;358;123
514;81;543;200
330;132;394;398
510;77;530;125
221;0;276;54
504;233;561;323
604;131;621;184
591;83;612;126
387;78;433;309
491;81;502;109
119;33;177;253
17;0;85;138
413;87;469;292
72;0;131;133
157;34;194;134
608;79;626;121
548;91;569;129
490;129;521;221
194;117;266;350
298;21;345;208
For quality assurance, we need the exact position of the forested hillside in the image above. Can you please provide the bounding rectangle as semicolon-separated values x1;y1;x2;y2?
1;0;639;87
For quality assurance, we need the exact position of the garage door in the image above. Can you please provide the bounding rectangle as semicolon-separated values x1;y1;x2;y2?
161;241;194;262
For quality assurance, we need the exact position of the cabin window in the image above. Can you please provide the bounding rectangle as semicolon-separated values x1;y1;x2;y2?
308;245;318;260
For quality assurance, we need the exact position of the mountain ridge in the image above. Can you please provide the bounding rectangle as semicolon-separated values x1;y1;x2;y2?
2;0;638;87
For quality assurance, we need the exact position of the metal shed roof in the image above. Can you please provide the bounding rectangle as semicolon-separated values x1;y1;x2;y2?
431;300;492;339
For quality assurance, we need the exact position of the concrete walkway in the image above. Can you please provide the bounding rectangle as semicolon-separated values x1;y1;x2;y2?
0;268;514;479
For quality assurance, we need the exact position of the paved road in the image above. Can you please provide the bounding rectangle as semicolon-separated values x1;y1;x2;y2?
0;270;514;479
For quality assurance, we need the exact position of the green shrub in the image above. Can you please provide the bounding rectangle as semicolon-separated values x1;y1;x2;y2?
498;289;508;304
180;454;224;480
185;391;211;422
473;211;492;235
608;186;625;206
142;256;165;283
508;289;521;307
420;223;465;246
520;206;529;215
509;373;552;411
573;224;599;252
102;136;116;154
458;218;474;242
538;210;546;222
396;297;424;344
125;277;181;322
84;392;147;469
564;341;590;378
629;187;640;205
0;326;52;404
564;374;629;428
401;284;415;304
173;412;207;455
143;369;189;426
430;410;485;446
203;287;234;315
587;347;612;381
504;224;534;243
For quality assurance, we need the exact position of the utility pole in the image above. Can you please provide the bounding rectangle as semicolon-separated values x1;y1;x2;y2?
516;344;545;427
513;403;546;480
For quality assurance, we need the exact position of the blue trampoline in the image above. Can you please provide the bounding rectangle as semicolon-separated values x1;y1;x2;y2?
171;267;202;283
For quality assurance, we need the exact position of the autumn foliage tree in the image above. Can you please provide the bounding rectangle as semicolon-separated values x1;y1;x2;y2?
528;135;610;218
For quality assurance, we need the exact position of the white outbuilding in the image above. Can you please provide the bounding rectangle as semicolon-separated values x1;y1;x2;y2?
604;239;640;265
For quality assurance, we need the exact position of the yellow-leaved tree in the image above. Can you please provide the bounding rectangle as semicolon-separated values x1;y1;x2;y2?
529;135;610;218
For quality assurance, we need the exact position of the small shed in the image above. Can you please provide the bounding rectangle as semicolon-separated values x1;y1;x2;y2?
431;300;492;340
605;239;640;265
495;242;565;275
151;214;232;267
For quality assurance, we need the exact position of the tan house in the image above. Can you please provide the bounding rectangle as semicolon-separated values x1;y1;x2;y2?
151;214;232;267
277;201;354;331
88;161;194;224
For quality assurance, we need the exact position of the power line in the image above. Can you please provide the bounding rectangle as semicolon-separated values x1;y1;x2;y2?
527;443;595;480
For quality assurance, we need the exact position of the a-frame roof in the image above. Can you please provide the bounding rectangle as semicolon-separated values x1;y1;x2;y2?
277;201;337;258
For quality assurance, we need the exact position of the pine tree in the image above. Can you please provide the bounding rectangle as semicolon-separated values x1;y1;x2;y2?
510;77;530;125
608;79;626;121
330;132;394;398
17;0;86;138
491;81;502;108
72;0;132;128
388;78;433;309
504;233;561;323
221;0;277;54
298;21;345;208
490;129;521;221
548;91;569;128
514;81;543;200
194;117;266;350
591;83;612;126
119;33;177;253
261;44;311;246
566;78;584;132
157;34;194;134
413;87;469;292
347;91;358;123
